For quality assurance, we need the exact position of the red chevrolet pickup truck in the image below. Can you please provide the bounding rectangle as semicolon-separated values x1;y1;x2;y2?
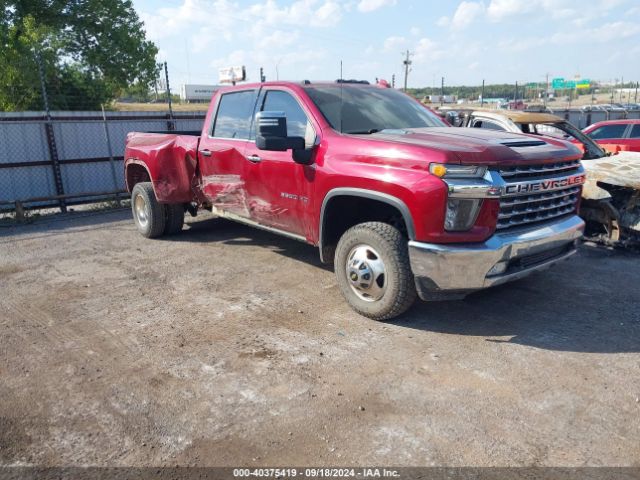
124;81;586;320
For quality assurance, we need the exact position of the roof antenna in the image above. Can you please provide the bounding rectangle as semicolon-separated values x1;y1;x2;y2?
339;60;343;134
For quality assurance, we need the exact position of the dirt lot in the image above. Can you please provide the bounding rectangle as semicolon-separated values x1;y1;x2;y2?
0;209;639;467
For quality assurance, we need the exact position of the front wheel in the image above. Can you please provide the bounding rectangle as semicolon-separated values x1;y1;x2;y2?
334;222;417;320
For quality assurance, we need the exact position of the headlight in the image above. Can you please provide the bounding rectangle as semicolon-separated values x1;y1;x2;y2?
445;198;482;231
429;163;487;178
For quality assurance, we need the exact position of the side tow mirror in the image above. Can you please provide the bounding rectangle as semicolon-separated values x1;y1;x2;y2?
255;111;305;152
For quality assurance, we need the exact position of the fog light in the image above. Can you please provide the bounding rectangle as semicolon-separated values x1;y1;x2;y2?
487;261;508;277
444;198;482;231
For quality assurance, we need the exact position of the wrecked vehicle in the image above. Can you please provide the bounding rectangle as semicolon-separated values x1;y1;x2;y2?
580;153;640;243
460;109;640;244
124;81;585;320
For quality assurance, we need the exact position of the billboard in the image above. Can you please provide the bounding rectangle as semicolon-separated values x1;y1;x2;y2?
219;66;247;84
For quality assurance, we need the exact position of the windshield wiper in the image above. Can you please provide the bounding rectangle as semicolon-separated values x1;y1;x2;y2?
345;128;380;134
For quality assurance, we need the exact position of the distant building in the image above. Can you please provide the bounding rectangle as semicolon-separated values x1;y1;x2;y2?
180;85;221;103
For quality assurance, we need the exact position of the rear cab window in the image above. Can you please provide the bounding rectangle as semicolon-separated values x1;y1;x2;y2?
211;90;258;139
629;124;640;138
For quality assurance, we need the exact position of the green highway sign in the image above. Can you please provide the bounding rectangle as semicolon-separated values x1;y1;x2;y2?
551;77;565;89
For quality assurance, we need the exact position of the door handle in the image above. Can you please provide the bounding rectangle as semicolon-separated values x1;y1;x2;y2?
246;154;261;163
201;149;212;157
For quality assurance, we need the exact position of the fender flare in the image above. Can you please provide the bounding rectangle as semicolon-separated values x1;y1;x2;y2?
318;188;416;262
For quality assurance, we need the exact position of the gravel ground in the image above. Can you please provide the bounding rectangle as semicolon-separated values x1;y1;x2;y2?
0;209;638;467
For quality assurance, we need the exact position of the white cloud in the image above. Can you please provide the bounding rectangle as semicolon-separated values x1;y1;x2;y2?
382;35;407;52
451;1;484;29
436;16;450;27
486;0;531;21
410;26;422;36
312;0;343;26
413;37;444;62
357;0;396;13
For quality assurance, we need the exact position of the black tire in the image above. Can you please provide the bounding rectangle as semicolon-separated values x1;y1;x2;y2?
164;203;185;235
131;182;166;238
334;222;417;320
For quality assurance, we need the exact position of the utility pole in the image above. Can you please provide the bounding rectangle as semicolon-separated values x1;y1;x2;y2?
164;61;174;130
544;73;549;107
620;76;624;103
635;81;638;103
481;79;485;106
402;50;412;91
514;81;518;102
260;67;265;82
391;74;395;88
610;78;615;104
440;77;444;106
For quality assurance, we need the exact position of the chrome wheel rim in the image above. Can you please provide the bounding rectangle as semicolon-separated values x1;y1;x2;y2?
345;244;387;302
134;193;149;228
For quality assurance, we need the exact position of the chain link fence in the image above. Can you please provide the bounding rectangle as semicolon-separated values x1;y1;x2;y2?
0;111;206;218
2;106;639;220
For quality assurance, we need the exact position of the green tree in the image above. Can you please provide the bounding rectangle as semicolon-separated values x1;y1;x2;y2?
1;0;158;111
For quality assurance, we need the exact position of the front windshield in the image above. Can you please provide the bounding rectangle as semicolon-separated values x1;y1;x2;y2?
304;85;446;134
517;121;607;160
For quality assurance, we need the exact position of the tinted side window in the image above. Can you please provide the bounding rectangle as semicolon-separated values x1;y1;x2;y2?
212;90;257;139
588;124;627;139
262;90;309;138
629;124;640;138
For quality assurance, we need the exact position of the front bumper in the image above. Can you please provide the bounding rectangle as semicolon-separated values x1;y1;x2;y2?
408;215;584;298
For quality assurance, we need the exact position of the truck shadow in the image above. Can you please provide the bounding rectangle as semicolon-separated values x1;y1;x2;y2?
173;215;332;271
394;244;640;354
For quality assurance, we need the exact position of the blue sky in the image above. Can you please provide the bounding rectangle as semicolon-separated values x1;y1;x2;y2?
132;0;640;88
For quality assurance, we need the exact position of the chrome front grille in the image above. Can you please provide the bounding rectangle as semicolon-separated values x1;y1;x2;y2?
499;160;581;180
496;162;583;231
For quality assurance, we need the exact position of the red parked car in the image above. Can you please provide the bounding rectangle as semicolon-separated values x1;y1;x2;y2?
124;81;585;319
582;119;640;153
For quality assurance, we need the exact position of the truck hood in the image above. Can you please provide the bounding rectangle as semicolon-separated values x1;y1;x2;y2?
368;127;582;165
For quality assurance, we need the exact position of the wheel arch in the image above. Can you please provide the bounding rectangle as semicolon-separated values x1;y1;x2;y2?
125;160;153;193
318;188;416;263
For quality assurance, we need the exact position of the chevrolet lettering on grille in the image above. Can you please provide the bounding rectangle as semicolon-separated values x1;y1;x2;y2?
504;173;586;196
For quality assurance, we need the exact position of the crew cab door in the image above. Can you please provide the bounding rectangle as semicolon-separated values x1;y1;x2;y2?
242;88;318;238
197;89;258;217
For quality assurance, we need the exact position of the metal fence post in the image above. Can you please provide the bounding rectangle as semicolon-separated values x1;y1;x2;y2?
164;61;175;131
101;106;122;205
35;51;66;213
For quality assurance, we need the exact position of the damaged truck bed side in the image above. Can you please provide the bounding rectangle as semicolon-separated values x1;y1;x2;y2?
124;81;586;320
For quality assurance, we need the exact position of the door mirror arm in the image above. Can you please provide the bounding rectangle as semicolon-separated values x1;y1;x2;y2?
292;147;314;165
